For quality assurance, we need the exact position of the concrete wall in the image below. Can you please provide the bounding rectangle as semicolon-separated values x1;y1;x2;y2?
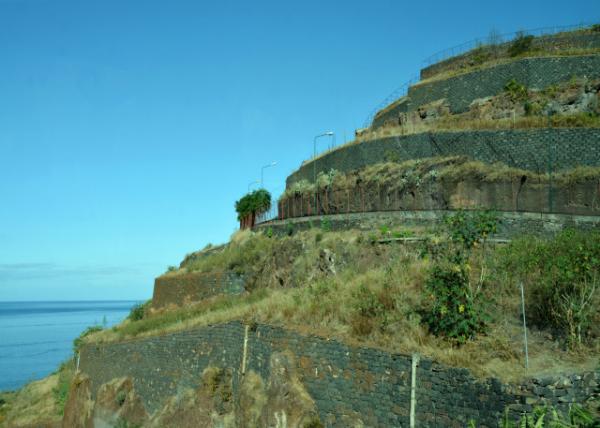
372;55;600;129
255;210;600;238
420;32;600;80
80;321;599;427
286;128;600;187
152;271;245;309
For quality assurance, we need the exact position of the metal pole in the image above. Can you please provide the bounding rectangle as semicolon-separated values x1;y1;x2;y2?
313;132;334;211
410;353;420;428
261;161;277;187
519;282;529;371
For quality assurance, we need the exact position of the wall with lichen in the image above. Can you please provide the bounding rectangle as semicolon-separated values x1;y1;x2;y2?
79;321;600;427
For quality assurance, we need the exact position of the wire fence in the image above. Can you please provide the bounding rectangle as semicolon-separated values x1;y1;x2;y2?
362;21;596;128
362;74;420;128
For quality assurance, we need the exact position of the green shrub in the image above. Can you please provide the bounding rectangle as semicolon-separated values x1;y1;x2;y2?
508;32;534;57
73;325;103;352
423;263;488;344
504;79;529;102
286;221;294;236
591;24;600;33
321;217;331;232
128;302;149;322
421;210;497;343
52;361;74;416
498;229;600;348
167;265;177;272
443;209;498;254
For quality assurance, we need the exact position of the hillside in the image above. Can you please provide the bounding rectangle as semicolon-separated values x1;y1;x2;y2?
2;25;600;428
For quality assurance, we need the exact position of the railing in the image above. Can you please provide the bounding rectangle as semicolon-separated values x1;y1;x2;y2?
362;74;419;128
255;205;279;225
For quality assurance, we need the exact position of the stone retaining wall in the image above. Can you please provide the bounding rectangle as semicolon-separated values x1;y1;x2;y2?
286;128;600;187
152;271;245;309
80;321;599;427
277;178;600;219
255;210;600;238
372;55;600;129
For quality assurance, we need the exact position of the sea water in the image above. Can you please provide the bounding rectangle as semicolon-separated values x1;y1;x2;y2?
0;301;138;391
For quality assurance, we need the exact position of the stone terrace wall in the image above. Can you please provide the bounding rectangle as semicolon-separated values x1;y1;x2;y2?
286;128;600;187
152;271;245;309
420;32;600;80
80;321;599;427
276;179;600;219
255;211;600;238
372;55;600;129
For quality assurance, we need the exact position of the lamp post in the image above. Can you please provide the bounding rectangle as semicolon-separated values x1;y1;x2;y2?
261;161;277;187
248;180;259;192
313;132;335;213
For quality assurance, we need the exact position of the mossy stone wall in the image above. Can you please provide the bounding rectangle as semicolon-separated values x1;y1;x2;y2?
79;321;600;427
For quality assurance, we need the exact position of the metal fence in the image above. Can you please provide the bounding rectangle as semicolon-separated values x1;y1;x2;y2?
362;74;419;128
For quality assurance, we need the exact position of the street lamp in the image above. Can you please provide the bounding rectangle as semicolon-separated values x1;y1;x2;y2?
313;131;334;184
248;180;259;192
313;131;335;212
261;161;277;187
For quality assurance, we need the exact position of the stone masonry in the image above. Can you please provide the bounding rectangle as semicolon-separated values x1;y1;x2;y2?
79;321;600;427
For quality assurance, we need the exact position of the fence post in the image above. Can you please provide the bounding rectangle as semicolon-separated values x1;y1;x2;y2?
347;190;350;214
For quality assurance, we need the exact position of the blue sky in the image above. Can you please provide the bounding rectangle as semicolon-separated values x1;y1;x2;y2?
0;0;597;301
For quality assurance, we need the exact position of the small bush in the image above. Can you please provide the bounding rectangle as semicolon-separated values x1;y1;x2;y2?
508;32;534;57
498;229;600;347
320;218;331;232
591;24;600;33
422;263;488;344
166;265;177;272
52;361;75;416
504;79;528;102
443;209;498;253
128;302;149;322
73;325;103;352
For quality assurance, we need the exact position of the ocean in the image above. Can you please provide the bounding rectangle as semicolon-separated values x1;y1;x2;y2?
0;301;138;392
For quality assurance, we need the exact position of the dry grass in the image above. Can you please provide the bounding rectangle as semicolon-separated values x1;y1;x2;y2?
0;373;62;427
418;49;600;85
84;229;600;383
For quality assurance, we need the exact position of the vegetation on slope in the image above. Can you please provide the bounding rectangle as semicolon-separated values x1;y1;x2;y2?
0;360;74;427
283;156;600;202
420;25;600;84
85;217;600;382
